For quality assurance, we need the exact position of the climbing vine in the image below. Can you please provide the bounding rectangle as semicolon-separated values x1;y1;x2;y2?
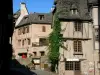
48;13;62;72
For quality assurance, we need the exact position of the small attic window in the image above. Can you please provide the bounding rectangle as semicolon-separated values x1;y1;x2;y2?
24;16;28;20
38;15;44;20
70;4;78;15
71;9;78;14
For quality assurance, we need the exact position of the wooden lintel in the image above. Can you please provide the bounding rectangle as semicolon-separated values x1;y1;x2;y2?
63;37;91;41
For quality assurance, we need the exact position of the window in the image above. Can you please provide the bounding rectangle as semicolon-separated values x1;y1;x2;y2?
27;38;31;45
42;26;46;32
38;15;44;20
89;7;92;17
24;16;28;20
95;35;99;41
95;28;99;41
22;27;25;34
33;52;37;56
25;39;26;45
71;9;78;14
73;40;82;54
74;22;83;31
75;61;80;70
22;40;24;46
65;61;80;70
40;51;45;56
18;40;21;46
39;38;48;46
65;61;73;70
26;26;29;33
18;28;21;35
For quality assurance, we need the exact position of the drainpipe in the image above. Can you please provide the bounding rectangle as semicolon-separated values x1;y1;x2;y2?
92;22;95;75
98;6;100;75
97;25;100;75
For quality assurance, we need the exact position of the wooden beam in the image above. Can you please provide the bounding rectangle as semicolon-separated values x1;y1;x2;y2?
63;37;91;41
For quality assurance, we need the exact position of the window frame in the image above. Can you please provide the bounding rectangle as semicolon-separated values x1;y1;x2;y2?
27;38;31;45
25;26;29;33
95;28;99;41
33;52;37;56
18;39;21;46
42;26;46;32
22;27;26;34
18;28;21;35
22;40;24;46
40;51;45;56
38;15;44;20
39;38;48;46
74;22;83;32
65;61;80;71
71;9;78;14
73;40;82;54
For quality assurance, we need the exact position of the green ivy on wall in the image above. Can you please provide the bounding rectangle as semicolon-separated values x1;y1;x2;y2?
48;13;62;72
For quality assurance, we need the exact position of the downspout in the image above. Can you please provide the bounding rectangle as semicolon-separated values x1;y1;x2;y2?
99;25;100;75
98;5;100;61
92;22;95;75
98;5;100;75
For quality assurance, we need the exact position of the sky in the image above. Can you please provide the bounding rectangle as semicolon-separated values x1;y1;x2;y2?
13;0;54;13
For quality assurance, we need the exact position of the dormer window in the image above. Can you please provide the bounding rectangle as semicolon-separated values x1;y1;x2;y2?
71;4;78;14
38;15;44;20
71;9;78;14
24;16;28;21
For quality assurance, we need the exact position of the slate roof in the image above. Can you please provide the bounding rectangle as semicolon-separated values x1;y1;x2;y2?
13;9;20;19
16;13;52;28
88;0;98;4
54;0;93;21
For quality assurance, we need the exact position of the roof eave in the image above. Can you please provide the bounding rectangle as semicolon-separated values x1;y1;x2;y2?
15;22;52;29
59;18;92;22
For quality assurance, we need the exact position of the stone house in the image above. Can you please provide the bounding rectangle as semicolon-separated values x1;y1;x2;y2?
12;2;52;70
52;0;99;75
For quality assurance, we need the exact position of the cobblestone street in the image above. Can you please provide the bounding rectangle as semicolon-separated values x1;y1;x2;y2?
31;70;58;75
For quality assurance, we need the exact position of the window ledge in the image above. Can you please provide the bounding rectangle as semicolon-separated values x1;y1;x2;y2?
74;31;82;32
73;52;83;55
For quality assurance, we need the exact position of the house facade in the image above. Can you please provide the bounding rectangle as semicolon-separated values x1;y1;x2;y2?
12;2;52;70
52;0;99;75
90;1;99;75
12;0;99;74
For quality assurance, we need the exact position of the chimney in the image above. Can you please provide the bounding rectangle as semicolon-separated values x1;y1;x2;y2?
20;2;28;15
15;2;28;26
30;12;33;14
